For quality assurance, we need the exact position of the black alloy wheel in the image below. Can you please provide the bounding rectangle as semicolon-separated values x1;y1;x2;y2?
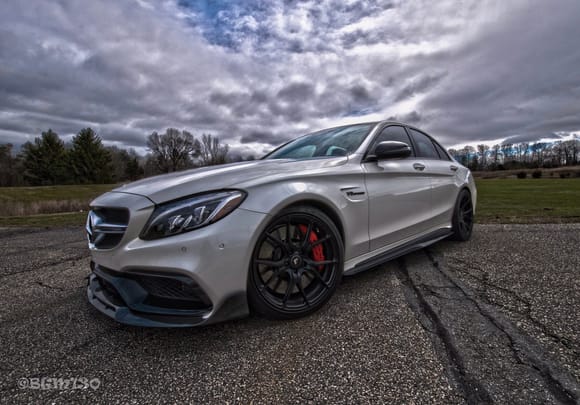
248;206;343;319
450;189;474;241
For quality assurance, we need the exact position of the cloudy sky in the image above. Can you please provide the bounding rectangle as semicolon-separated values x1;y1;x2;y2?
1;0;579;156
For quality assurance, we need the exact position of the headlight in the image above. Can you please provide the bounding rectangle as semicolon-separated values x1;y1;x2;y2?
140;190;246;240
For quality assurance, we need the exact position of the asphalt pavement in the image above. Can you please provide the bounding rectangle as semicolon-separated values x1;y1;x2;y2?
0;224;578;404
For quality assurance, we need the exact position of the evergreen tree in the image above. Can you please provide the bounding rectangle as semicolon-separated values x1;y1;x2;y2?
125;156;143;181
69;128;113;184
21;129;69;185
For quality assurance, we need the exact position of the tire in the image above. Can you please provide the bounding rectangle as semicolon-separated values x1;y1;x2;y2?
450;189;474;241
248;205;344;319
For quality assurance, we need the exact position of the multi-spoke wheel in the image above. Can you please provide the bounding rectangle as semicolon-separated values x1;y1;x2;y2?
247;206;343;319
450;189;474;241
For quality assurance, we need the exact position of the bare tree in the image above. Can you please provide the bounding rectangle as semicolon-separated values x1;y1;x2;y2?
501;143;513;161
512;143;523;163
570;136;579;165
455;145;476;168
530;142;542;166
520;142;530;163
492;144;501;165
147;128;198;173
197;134;230;166
477;144;489;168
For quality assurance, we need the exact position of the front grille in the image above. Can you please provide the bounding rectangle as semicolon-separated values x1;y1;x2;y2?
86;207;129;249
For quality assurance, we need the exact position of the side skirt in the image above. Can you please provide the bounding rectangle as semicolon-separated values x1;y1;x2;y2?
344;228;452;276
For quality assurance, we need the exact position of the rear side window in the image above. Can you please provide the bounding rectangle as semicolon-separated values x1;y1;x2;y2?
371;125;413;155
433;142;451;161
408;128;438;159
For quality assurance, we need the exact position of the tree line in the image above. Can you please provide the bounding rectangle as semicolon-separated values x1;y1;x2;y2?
448;138;579;171
0;128;236;187
4;127;577;187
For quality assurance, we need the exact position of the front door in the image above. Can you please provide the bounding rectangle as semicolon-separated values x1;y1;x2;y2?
362;125;432;251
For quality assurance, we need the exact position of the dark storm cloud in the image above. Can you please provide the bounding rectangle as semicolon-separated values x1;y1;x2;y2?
209;90;270;118
400;111;421;124
277;82;315;101
240;130;283;145
349;84;375;105
99;130;149;148
394;73;446;102
1;0;579;154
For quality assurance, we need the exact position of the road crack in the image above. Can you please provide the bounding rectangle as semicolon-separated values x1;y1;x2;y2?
396;257;493;404
424;249;580;405
447;257;580;355
35;281;66;292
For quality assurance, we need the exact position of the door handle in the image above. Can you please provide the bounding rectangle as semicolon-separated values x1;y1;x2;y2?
413;163;426;171
450;165;458;172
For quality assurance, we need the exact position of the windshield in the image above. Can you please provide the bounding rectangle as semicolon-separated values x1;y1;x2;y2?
264;123;374;160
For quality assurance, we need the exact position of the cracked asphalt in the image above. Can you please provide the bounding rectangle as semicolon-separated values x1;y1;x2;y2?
0;224;578;404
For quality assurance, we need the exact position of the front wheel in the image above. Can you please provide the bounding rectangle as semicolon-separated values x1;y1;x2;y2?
248;206;343;319
450;189;474;241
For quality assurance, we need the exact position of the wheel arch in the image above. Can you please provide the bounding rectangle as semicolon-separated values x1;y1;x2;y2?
278;199;345;244
455;186;474;211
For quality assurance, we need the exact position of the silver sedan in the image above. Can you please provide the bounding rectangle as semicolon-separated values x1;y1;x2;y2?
86;121;476;326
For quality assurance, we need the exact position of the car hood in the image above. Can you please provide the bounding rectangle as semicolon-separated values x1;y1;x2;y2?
111;157;348;204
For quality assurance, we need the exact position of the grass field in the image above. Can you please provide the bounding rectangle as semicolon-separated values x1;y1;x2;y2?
0;212;89;227
0;179;579;227
0;184;115;217
475;178;580;223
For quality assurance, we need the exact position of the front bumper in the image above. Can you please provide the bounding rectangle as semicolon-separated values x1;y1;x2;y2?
88;264;218;327
86;191;270;327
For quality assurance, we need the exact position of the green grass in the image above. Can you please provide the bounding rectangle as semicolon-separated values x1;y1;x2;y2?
0;212;88;227
0;184;115;203
0;184;116;218
1;179;579;227
475;178;580;223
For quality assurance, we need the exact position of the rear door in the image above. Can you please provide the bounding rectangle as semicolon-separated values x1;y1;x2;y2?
362;125;432;251
407;127;458;227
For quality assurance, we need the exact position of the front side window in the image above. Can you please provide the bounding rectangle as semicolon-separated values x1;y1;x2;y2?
370;125;414;155
264;124;374;160
408;128;439;159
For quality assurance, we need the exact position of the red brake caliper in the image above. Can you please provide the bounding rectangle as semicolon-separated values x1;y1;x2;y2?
298;225;325;271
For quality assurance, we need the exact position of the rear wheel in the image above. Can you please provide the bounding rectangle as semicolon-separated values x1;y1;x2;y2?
248;206;343;319
450;189;474;241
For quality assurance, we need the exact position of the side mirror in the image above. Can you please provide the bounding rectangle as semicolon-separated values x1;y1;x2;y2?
373;141;412;160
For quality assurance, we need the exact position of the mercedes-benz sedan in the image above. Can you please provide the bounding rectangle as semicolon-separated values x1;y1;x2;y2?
86;121;476;326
